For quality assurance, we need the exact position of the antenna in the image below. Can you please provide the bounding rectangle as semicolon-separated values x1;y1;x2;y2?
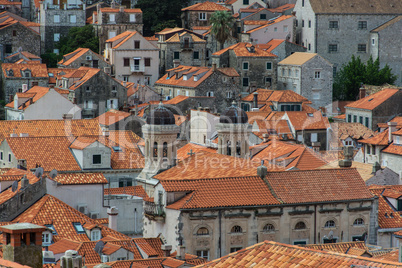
34;167;44;178
11;180;18;192
49;169;58;179
94;240;105;255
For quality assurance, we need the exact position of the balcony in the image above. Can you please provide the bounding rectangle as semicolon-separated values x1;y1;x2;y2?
130;65;145;73
180;42;194;50
144;201;165;222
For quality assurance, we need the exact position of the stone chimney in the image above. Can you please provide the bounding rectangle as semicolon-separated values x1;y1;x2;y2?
212;63;217;72
262;133;269;143
257;160;267;179
63;114;73;120
107;207;118;231
103;126;110;137
176;245;186;260
161;244;172;257
339;146;353;168
253;91;258;109
388;121;397;143
372;162;381;174
359;87;366;99
20;175;29;188
60;250;83;268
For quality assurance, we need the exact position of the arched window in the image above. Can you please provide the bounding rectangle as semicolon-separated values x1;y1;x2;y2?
295;221;306;230
263;224;275;233
227;141;231;156
153;142;158;157
324;220;335;228
196;227;209;236
231;225;242;233
236;141;241;156
163;142;168;158
353;218;364;226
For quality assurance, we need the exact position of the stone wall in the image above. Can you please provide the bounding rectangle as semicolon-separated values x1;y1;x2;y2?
3;243;43;268
1;77;48;101
59;50;110;70
97;23;144;53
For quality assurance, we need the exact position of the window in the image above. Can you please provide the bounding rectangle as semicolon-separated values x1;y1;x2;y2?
153;142;158;157
227;91;232;98
144;58;151;67
85;100;93;109
324;220;335;228
314;71;321;79
73;223;85;233
312;91;320;100
42;233;51;244
174;51;180;60
207;91;214;97
348;114;351;123
69;15;76;23
274;27;277;32
0;151;2;160
196;250;209;260
323;238;337;244
129;14;136;22
311;133;317;142
123;76;129;82
237;26;241;33
260;14;266;19
308;20;311;28
329;21;338;29
358;21;367;29
243;0;249;4
353;218;364;226
308;43;311;50
231;225;242;233
333;66;337;77
372;38;375;45
328;44;338;53
8;153;11;162
193;51;199;60
295;20;298;27
266;62;272;70
86;86;90;92
54;14;60;23
134;41;140;49
295;222;306;230
93;154;101;164
294;241;306;245
358;44;366;53
199;12;206;20
353;115;357;122
5;44;12;54
265;77;272;86
242;77;249;87
302;20;304;27
367;145;371;154
53;49;59;54
352;235;365;242
242;62;249;70
91;229;101;241
263;224;275;232
301;0;304;6
123;58;130;66
54;33;60;42
283;25;288;32
112;86;117;92
359;116;363;124
226;141;231;155
109;14;115;22
230;247;242;253
196;227;209;236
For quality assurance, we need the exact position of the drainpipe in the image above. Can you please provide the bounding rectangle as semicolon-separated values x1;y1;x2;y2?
219;210;222;257
314;204;317;244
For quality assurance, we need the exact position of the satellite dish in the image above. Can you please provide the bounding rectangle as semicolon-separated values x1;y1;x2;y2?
12;181;18;192
328;230;334;240
34;167;44;178
94;240;105;255
49;169;58;179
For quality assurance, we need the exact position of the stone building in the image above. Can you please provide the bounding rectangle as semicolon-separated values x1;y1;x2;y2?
277;52;333;109
259;39;306;62
345;88;402;131
39;1;86;54
0;63;49;101
58;47;110;70
58;67;127;118
293;0;402;73
0;13;41;61
181;1;231;30
157;28;207;74
154;65;241;112
92;4;143;52
212;42;278;90
370;16;402;86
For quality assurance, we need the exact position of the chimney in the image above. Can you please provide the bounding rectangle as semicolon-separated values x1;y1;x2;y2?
176;246;186;260
123;81;126;87
63;114;73;120
212;63;217;72
161;244;172;257
9;95;14;104
372;162;381;174
20;174;29;188
29;98;33;105
103;126;110;137
60;250;83;268
14;94;18;109
173;59;180;68
253;91;258;109
111;0;115;9
262;133;269;142
257;160;267;179
311;142;321;152
17;159;27;170
338;146;353;168
107;207;118;231
359;87;366;99
204;107;210;113
388;121;397;143
96;3;100;14
119;6;124;12
10;132;18;137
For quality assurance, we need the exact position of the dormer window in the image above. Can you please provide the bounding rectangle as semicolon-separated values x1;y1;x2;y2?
73;223;85;233
93;154;101;164
7;69;14;77
91;229;101;241
42;231;52;245
24;70;31;77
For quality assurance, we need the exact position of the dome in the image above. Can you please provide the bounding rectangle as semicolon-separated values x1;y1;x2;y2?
220;101;248;124
146;103;176;125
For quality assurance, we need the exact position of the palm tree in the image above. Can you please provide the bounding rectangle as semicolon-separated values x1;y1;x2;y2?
210;10;235;50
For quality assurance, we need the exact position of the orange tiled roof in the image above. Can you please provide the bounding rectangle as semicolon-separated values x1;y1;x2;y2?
106;30;138;49
96;109;131;126
58;48;106;67
378;117;402;129
213;42;277;57
196;240;402;267
163;176;280;209
48;68;76;84
155;65;213;88
372;249;399;263
333;114;346;120
2;63;48;78
268;3;295;12
161;258;185;267
144;35;158;41
359;129;389;146
330;122;374;141
165;95;189;104
247;15;294;33
182;1;230;11
285;111;330;130
262;39;285;52
370;185;402;229
304;241;369;254
0;171;39;205
246;111;270;123
174;114;187;126
346;88;399;111
165;32;206;43
5;86;54;110
49;172;108;185
104;185;152;201
100;7;142;13
63;67;101;91
176;143;217;161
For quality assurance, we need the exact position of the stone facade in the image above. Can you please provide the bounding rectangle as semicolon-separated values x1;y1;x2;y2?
182;7;230;31
39;3;86;53
269;40;306;62
58;48;110;69
0;22;41;61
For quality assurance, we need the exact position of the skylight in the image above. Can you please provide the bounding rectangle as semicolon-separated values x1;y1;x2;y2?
73;222;85;233
368;98;374;102
112;146;122;152
307;113;314;117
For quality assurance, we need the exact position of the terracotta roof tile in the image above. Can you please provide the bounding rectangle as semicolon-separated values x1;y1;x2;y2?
104;185;152;201
63;67;101;91
176;143;217;161
166;32;206;43
247;15;294;33
0;171;39;205
285;111;330;130
100;7;142;13
5;86;57;110
268;3;295;12
378;117;402;129
49;172;108;185
346;88;400;111
279;52;319;65
155;65;213;88
96;109;131;126
182;1;230;11
217;67;239;77
309;0;402;15
2;63;48;78
196;240;402;267
165;95;189;104
303;241;369;254
106;30;138;49
174;114;187;126
48;238;81;254
213;42;277;57
319;160;374;181
161;258;185;267
369;185;402;229
372;249;399;263
359;129;389;146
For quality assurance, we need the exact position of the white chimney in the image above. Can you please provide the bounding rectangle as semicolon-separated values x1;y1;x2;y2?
388;122;397;143
107;207;118;231
176;245;185;260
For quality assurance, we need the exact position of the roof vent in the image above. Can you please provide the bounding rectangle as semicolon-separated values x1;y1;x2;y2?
257;160;268;179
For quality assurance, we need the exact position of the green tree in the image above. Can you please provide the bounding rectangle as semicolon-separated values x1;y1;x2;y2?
136;0;188;36
333;55;397;101
210;10;234;50
56;25;99;55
